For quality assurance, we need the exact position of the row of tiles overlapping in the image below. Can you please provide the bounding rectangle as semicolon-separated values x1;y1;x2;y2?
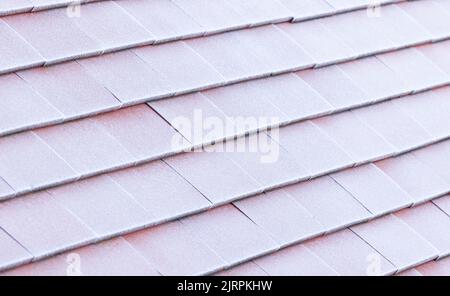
2;37;450;202
2;0;450;137
0;0;402;18
1;93;450;273
2;135;450;275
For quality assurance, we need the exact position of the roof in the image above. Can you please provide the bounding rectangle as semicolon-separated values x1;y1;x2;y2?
1;0;450;276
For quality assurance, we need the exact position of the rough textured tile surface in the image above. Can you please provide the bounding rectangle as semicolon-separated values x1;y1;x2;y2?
332;164;413;216
305;229;396;276
285;176;371;232
125;221;226;276
2;237;159;276
0;73;63;134
0;132;77;193
254;244;338;276
18;61;120;118
180;205;279;265
234;190;323;246
0;191;96;259
351;214;439;272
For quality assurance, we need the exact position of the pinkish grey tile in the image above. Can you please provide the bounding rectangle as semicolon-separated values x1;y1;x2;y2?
338;56;410;102
276;121;354;176
353;100;434;153
35;118;136;177
415;256;450;276
18;61;120;119
278;20;356;66
225;0;292;26
375;153;450;204
172;0;248;34
377;48;449;92
0;19;44;73
285;176;371;232
109;160;211;221
0;73;63;135
351;214;439;272
0;177;15;200
313;111;396;164
413;140;450;183
0;227;32;271
297;65;369;110
0;131;78;193
279;0;334;21
254;244;338;276
70;1;154;51
48;175;153;238
234;190;323;246
331;164;413;216
4;9;101;64
124;221;226;276
93;105;179;161
164;149;262;205
78;50;172;104
432;195;450;220
305;229;396;276
0;0;32;15
180;205;279;265
395;202;450;258
2;237;159;276
0;191;96;259
115;0;204;42
418;41;450;76
134;41;225;94
216;261;268;276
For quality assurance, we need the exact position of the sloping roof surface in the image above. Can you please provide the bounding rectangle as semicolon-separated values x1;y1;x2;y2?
1;0;450;276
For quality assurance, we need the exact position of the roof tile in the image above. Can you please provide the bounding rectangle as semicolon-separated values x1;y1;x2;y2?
93;105;179;161
0;19;44;73
321;10;396;56
297;65;369;110
149;92;232;146
400;0;450;41
109;160;211;221
0;131;78;194
165;150;261;205
34;118;136;177
279;0;334;21
18;61;120;119
395;202;450;258
353;100;434;152
180;205;279;265
276;121;354;176
352;214;439;272
413;140;450;183
331;164;413;216
415;257;450;276
278;20;356;66
216;261;268;276
418;41;450;76
432;195;450;219
2;237;160;276
394;89;450;139
0;178;15;200
4;9;101;64
254;244;337;276
305;229;396;276
0;191;96;259
78;51;172;104
377;48;449;92
338;56;410;102
0;0;33;15
124;221;226;276
70;1;154;51
172;0;248;34
234;190;323;246
0;73;63;135
285;176;371;232
313;111;396;164
134;41;225;94
376;153;450;204
0;228;32;271
48;175;153;238
225;0;292;26
115;0;204;42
